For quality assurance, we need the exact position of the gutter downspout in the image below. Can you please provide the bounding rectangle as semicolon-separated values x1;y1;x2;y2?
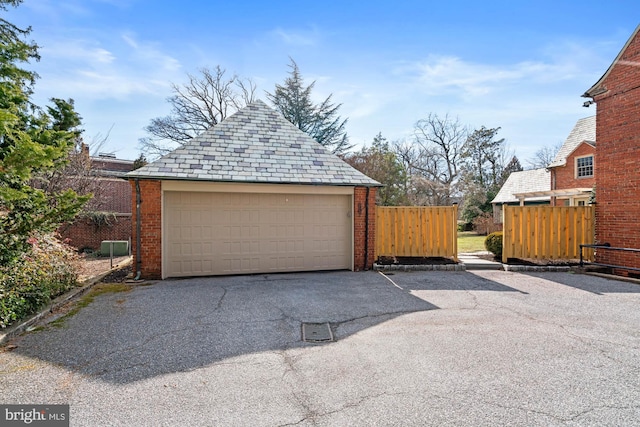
364;187;370;270
134;179;142;281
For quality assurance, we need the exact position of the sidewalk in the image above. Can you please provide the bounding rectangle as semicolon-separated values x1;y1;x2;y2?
458;252;503;270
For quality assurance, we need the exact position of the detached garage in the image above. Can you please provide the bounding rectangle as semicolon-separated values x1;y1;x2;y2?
127;100;380;279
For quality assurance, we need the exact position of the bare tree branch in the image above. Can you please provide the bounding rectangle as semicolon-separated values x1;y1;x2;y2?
139;65;256;159
392;113;468;205
527;142;562;169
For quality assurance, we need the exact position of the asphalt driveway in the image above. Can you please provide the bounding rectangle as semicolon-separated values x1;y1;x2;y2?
2;270;640;426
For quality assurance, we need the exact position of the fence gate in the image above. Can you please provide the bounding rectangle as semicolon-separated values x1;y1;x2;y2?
375;206;458;261
502;205;595;263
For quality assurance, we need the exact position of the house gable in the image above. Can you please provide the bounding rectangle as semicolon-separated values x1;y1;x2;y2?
583;24;640;99
548;116;595;169
552;141;595;192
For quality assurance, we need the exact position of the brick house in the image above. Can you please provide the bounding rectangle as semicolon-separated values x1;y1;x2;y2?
547;116;596;206
583;24;640;272
491;115;596;221
127;100;380;279
58;150;134;251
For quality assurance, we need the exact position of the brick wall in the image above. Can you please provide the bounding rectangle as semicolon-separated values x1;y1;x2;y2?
591;29;640;273
85;178;132;213
59;214;131;251
552;142;596;192
353;186;377;271
131;179;162;279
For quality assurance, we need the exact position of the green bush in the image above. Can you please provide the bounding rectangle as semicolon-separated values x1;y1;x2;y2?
457;222;473;232
0;234;79;329
484;231;503;258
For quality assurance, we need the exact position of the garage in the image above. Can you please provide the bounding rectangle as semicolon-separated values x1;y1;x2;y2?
163;187;352;277
127;100;379;279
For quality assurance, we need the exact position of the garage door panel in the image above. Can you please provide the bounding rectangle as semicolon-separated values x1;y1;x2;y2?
164;191;351;277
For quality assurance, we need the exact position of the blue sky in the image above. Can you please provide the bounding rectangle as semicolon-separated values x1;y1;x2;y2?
7;1;640;163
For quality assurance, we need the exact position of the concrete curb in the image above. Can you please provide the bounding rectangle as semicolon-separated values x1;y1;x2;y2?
373;263;466;272
373;263;580;273
0;256;133;346
503;265;573;272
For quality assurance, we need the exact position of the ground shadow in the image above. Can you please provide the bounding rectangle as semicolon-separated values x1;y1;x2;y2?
382;270;528;294
520;272;640;295
9;271;442;384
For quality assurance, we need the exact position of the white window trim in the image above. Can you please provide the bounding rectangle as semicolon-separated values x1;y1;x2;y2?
575;155;594;179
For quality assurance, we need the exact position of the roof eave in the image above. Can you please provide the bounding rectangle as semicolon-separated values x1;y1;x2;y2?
583;24;640;98
125;174;382;187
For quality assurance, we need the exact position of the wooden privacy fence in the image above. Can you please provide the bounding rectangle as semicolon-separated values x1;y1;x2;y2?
376;206;458;260
502;205;595;263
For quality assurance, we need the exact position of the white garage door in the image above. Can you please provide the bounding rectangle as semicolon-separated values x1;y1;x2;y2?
164;191;352;277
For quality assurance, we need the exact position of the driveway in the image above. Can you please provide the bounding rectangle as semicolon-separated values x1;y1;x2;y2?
2;270;640;426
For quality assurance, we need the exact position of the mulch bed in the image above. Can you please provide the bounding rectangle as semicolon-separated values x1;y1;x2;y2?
504;258;579;266
377;256;458;265
377;254;579;266
99;263;133;283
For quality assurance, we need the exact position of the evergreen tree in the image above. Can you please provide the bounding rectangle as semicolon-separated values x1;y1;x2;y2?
0;0;89;264
267;59;351;154
343;133;408;206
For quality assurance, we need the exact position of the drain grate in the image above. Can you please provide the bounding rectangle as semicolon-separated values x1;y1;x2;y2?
302;322;334;343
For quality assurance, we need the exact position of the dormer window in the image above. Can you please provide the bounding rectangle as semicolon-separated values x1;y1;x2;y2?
576;155;594;178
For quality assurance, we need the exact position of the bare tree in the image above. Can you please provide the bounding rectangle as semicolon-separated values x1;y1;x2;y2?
393;114;469;205
140;66;256;158
527;142;562;169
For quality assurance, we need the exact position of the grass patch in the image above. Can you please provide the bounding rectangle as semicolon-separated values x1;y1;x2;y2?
49;283;132;328
457;232;488;253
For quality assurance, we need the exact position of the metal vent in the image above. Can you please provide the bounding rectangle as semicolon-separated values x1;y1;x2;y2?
302;323;333;343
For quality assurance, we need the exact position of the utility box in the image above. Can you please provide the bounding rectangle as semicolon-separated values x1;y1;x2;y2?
100;240;129;257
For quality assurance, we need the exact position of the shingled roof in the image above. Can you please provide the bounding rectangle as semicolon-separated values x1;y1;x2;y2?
491;168;550;204
548;116;595;168
127;100;381;187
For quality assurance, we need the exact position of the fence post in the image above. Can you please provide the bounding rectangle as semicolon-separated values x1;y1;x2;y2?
452;203;458;262
502;204;508;263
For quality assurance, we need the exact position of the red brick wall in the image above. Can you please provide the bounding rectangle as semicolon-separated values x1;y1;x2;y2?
353;186;377;271
131;179;162;279
84;178;132;213
591;29;640;272
59;215;131;251
552;142;596;191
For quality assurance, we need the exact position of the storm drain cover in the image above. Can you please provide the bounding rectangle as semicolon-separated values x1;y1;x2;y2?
302;323;334;343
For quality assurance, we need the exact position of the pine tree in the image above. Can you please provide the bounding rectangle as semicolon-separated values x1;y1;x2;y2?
0;0;89;264
267;59;351;154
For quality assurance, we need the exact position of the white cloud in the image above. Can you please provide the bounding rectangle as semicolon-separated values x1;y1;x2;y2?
41;41;115;64
398;55;576;98
271;27;320;46
34;32;182;100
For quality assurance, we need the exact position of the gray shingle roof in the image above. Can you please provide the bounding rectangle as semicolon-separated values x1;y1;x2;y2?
491;168;550;204
127;100;381;187
548;116;595;168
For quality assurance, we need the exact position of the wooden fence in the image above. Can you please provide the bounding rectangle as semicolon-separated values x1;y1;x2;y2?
502;205;595;263
375;206;458;260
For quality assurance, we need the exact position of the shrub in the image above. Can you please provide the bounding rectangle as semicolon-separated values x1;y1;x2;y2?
473;212;502;235
0;234;80;329
484;231;503;258
457;222;473;232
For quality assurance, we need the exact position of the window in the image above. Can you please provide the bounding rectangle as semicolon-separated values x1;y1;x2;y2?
576;155;594;178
